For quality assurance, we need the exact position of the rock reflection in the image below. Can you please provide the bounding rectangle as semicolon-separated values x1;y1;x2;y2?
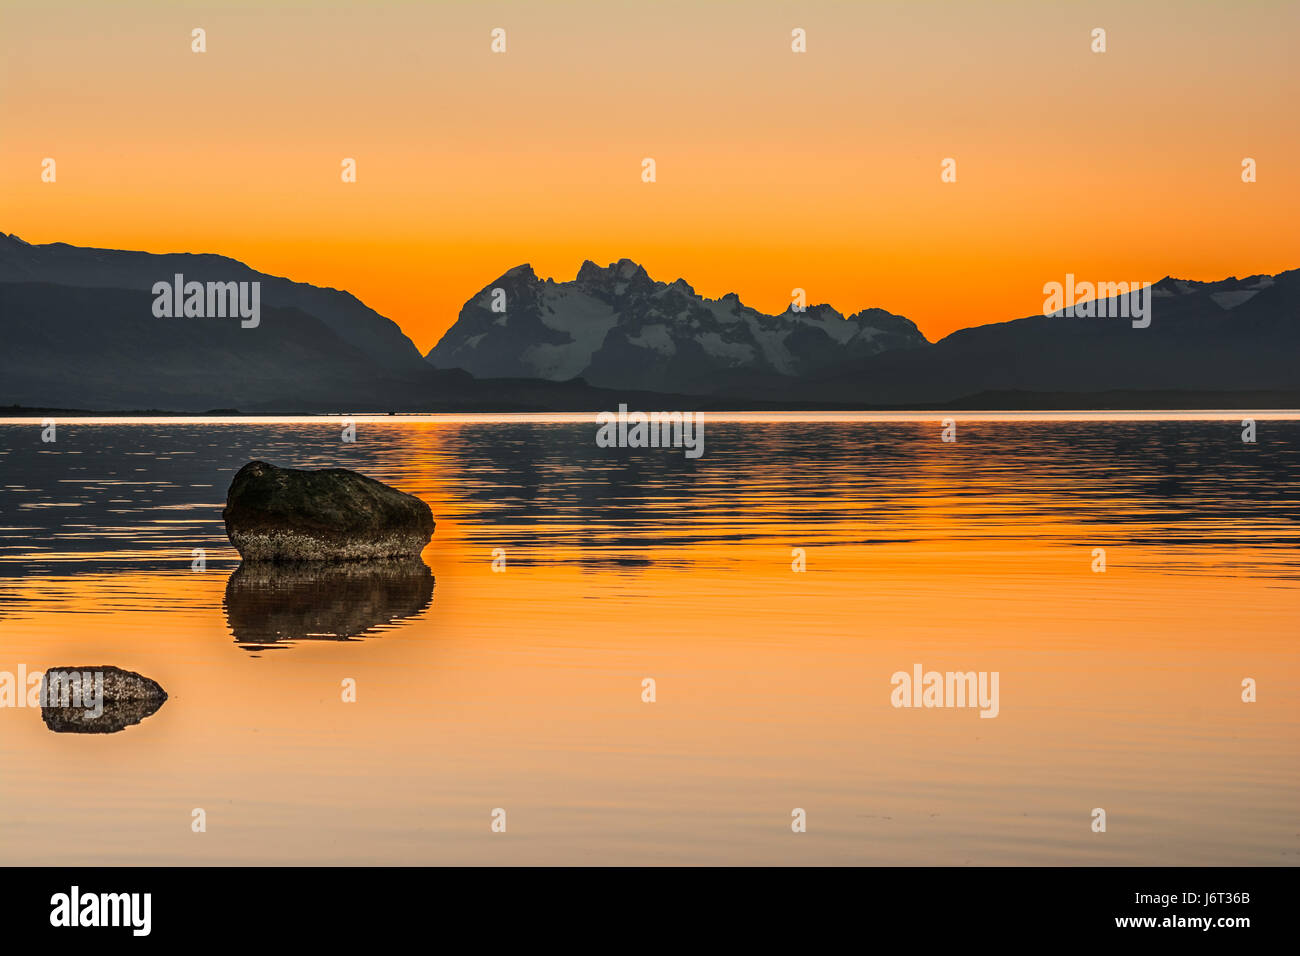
223;558;435;651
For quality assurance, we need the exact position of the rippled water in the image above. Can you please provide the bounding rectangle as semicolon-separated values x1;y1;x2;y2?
1;414;1297;864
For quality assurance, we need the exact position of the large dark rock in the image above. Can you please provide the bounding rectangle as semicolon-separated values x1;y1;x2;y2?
222;461;435;562
40;666;167;734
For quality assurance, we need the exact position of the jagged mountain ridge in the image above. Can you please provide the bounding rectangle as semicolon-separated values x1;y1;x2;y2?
425;258;930;393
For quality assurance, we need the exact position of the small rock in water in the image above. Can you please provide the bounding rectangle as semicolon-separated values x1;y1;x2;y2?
40;665;167;734
222;460;435;562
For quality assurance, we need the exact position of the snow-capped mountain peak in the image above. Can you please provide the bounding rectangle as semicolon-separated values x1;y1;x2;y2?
426;260;929;393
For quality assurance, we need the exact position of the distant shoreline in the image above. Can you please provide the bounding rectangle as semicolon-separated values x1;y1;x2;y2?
3;390;1298;419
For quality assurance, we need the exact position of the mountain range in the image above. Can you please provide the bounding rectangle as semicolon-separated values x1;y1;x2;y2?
425;259;928;394
430;261;1300;404
2;233;1296;412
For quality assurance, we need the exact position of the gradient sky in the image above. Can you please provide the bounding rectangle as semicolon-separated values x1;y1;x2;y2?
3;0;1297;354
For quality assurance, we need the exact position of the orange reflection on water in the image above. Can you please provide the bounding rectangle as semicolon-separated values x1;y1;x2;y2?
0;417;1296;864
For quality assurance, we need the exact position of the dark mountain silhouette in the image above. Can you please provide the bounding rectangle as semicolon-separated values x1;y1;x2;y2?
0;280;433;410
2;233;1296;411
0;232;426;372
789;271;1300;404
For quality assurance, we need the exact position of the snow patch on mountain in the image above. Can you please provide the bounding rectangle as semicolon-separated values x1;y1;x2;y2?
698;332;757;366
1210;290;1260;310
529;286;619;378
626;323;676;355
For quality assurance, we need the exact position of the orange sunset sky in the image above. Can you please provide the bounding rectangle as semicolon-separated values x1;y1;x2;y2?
2;0;1297;354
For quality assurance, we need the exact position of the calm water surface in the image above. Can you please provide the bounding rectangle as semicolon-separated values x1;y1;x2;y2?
1;414;1297;864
